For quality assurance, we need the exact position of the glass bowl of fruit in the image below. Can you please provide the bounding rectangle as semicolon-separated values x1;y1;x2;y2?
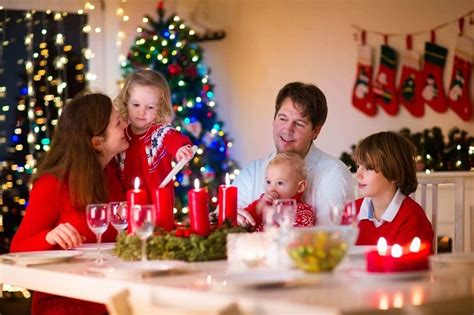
286;225;358;272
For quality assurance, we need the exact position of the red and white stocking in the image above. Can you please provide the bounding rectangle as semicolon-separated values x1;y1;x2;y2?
352;45;376;116
417;42;448;112
398;50;423;117
372;45;398;116
448;36;472;121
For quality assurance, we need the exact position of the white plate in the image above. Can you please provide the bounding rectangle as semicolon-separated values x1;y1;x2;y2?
347;246;374;259
210;269;310;291
87;260;188;279
350;269;429;281
1;250;83;266
76;242;115;251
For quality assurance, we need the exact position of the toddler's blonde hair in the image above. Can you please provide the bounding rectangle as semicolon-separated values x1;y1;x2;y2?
115;69;174;124
268;152;307;181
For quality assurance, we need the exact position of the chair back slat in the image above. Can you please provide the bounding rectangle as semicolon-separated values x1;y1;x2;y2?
417;178;465;253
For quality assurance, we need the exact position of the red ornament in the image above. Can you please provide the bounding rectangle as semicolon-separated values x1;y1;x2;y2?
185;66;198;79
168;64;182;76
157;1;164;10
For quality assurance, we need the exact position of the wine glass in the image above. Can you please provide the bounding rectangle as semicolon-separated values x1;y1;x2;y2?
86;203;110;265
109;201;128;235
329;199;357;226
130;204;155;262
273;199;297;229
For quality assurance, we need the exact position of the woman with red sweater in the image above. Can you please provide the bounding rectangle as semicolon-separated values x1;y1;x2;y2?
11;93;129;315
354;131;434;248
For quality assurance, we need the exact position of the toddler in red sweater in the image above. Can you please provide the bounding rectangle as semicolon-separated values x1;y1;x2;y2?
354;131;434;248
115;69;195;202
243;152;316;230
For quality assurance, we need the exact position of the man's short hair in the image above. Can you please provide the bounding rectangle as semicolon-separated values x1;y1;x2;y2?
275;82;328;129
268;152;307;181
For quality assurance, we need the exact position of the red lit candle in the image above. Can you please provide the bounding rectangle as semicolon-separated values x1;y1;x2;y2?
127;177;147;233
188;179;210;236
218;173;237;226
153;186;175;231
366;237;431;273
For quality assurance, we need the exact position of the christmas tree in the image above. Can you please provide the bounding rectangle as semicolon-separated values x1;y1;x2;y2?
121;1;238;220
0;9;86;253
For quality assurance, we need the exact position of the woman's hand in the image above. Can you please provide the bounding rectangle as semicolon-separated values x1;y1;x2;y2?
176;145;195;162
45;223;85;249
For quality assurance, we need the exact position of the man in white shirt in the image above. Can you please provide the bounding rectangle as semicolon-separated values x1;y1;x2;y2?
233;82;355;225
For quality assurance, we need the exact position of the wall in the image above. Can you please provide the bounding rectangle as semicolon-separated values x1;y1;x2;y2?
3;0;474;168
194;0;474;167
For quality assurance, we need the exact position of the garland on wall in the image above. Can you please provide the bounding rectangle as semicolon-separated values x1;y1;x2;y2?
351;10;474;120
340;127;474;173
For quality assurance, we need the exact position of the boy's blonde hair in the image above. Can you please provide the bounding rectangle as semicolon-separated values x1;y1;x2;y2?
354;131;418;195
115;69;174;124
268;152;307;181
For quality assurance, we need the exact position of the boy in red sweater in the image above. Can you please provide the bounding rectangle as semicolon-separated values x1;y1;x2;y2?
243;152;316;230
354;131;434;248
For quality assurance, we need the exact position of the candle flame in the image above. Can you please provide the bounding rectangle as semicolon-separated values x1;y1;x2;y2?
194;178;200;189
391;244;403;258
377;237;388;255
134;177;141;190
409;237;421;253
225;173;230;186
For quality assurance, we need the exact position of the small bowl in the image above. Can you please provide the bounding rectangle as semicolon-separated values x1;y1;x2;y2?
286;225;358;272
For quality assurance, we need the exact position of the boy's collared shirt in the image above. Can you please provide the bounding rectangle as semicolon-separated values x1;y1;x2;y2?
357;189;406;228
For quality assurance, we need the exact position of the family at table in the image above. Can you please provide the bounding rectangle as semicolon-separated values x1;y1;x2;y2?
9;69;434;315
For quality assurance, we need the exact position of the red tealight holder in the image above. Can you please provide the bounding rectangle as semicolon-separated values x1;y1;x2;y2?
366;237;431;273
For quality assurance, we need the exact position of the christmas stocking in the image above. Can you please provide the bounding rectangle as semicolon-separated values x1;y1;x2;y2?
398;50;423;117
352;45;376;116
417;42;448;112
448;36;472;121
372;45;398;116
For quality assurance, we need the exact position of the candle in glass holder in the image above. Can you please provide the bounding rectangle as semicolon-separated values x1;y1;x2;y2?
127;177;147;233
188;179;210;236
366;237;431;273
218;173;238;226
153;186;175;232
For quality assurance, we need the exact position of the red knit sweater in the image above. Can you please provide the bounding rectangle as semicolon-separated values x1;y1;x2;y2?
10;161;124;315
117;124;192;203
355;196;434;248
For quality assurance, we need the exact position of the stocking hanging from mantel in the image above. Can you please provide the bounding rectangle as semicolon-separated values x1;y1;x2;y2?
448;36;472;121
372;45;398;116
417;41;449;113
398;35;423;117
352;45;376;116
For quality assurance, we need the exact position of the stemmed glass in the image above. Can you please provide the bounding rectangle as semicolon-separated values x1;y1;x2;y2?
86;203;110;265
109;201;128;235
272;199;297;229
329;199;358;226
268;199;297;268
130;204;155;262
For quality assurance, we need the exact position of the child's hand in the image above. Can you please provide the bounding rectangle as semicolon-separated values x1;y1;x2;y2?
175;145;195;162
256;191;279;215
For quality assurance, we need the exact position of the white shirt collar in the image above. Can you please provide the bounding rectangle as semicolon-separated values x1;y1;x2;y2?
357;189;406;224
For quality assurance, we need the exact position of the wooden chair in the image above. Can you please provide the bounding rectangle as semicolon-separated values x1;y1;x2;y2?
106;288;245;315
415;178;465;253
